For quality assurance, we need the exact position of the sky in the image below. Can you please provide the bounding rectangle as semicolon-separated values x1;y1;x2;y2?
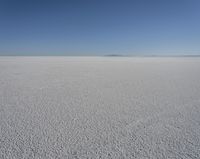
0;0;200;56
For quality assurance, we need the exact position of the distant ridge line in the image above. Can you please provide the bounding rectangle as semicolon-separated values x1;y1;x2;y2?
104;54;200;57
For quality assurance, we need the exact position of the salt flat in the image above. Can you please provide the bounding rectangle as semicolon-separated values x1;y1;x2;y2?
0;57;200;159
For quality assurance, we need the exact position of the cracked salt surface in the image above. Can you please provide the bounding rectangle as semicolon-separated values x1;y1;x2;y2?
0;57;200;158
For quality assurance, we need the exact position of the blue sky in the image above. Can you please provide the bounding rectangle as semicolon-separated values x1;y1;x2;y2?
0;0;200;56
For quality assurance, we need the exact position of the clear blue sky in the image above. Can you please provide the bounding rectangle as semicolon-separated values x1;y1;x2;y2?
0;0;200;56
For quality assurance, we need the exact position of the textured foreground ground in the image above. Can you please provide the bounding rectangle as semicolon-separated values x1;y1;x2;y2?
0;57;200;159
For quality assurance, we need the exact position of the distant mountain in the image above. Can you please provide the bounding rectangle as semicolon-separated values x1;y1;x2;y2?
104;54;125;57
104;54;200;57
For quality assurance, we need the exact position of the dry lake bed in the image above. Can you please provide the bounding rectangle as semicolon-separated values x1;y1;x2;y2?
0;57;200;159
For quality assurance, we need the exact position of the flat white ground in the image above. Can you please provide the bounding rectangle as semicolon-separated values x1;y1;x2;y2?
0;57;200;159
